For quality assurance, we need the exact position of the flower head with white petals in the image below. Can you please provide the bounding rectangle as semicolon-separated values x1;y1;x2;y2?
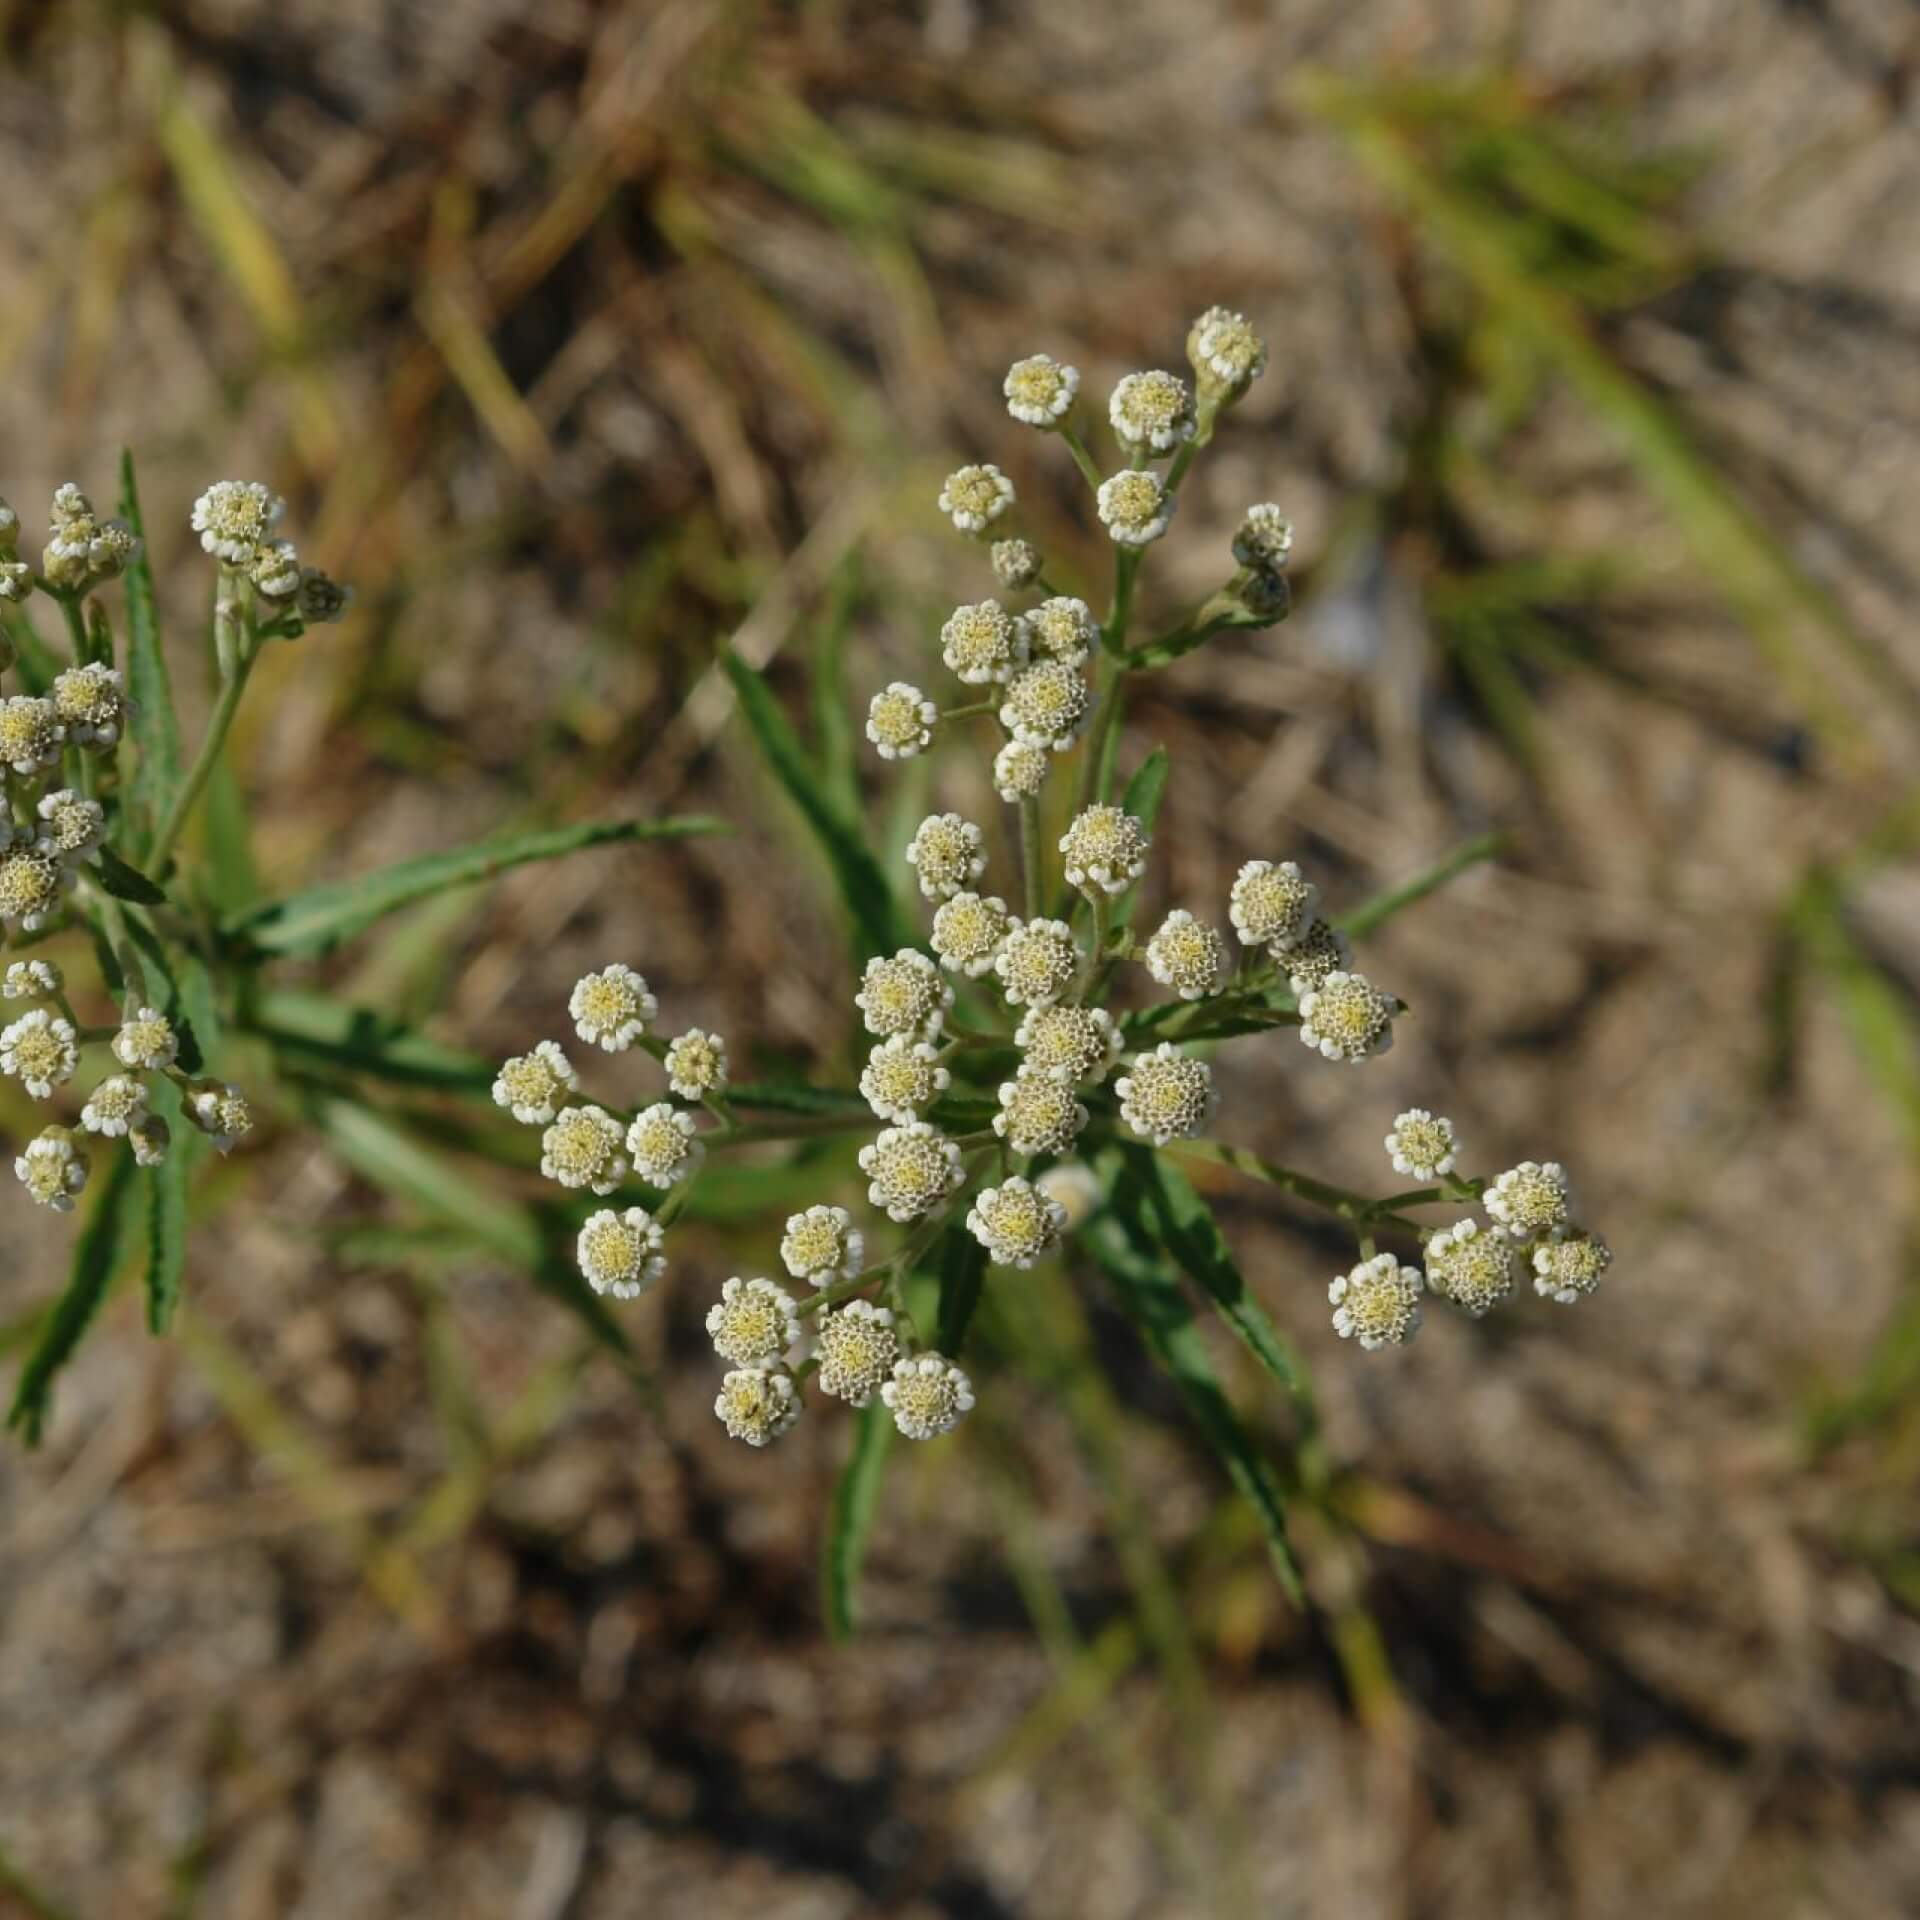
931;891;1011;978
1004;354;1080;427
993;739;1051;802
493;1040;578;1125
715;1367;801;1447
665;1028;728;1101
1116;1043;1216;1146
706;1276;803;1367
1229;859;1317;951
540;1105;628;1194
1187;305;1268;397
941;601;1029;685
578;1208;665;1299
80;1075;147;1140
1486;1161;1572;1241
882;1353;975;1440
1298;971;1400;1063
1109;371;1195;453
51;664;124;748
1001;659;1093;751
859;1121;965;1222
994;918;1078;1007
1059;805;1149;896
1096;469;1174;547
3;960;60;1001
1231;503;1294;572
1532;1229;1611;1304
1329;1254;1424;1350
938;463;1015;535
569;964;656;1052
191;480;285;563
1;1010;78;1098
1385;1110;1457;1182
35;789;105;861
867;682;937;760
112;1007;177;1073
0;696;62;776
855;949;951;1038
815;1302;900;1407
1424;1219;1515;1318
1144;910;1227;1001
780;1205;863;1287
16;1128;87;1212
905;812;987;901
188;1084;254;1155
993;1068;1088;1156
1015;1003;1120;1085
1027;596;1096;667
626;1103;703;1188
860;1034;950;1124
968;1177;1067;1269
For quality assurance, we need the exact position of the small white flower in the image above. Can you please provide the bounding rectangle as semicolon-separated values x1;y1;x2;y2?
941;600;1030;685
1115;1043;1216;1146
1329;1254;1424;1350
993;739;1052;803
188;1083;254;1155
1003;353;1080;427
968;1176;1067;1269
882;1352;975;1440
991;539;1042;590
1058;805;1149;896
568;964;657;1052
904;812;988;901
35;790;106;861
1000;659;1092;751
1282;918;1352;997
858;1120;965;1222
1231;503;1294;572
938;463;1015;535
577;1207;666;1299
80;1074;148;1138
0;848;69;932
1109;370;1196;453
15;1127;88;1212
815;1302;901;1407
1187;305;1268;396
665;1027;729;1100
1095;469;1174;547
0;560;30;603
1384;1109;1457;1181
706;1276;804;1367
860;1034;951;1123
44;486;139;589
0;696;63;776
854;949;951;1038
930;891;1011;978
866;682;938;761
715;1366;802;1446
625;1102;704;1188
112;1006;178;1072
1014;1003;1120;1085
780;1204;863;1286
992;1068;1089;1157
0;1010;79;1098
2;960;60;1001
993;917;1078;1008
129;1116;171;1168
1486;1161;1572;1242
191;479;286;563
1532;1228;1612;1304
1229;859;1317;951
540;1104;629;1194
1144;910;1227;1001
492;1040;578;1125
1297;970;1399;1063
1424;1219;1515;1318
50;663;124;748
1027;596;1096;667
249;539;303;599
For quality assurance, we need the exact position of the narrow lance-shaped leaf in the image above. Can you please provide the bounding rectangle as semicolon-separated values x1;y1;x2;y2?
94;844;168;907
228;814;729;955
117;449;185;858
1336;831;1502;940
934;1223;989;1357
143;1072;197;1334
823;1398;893;1640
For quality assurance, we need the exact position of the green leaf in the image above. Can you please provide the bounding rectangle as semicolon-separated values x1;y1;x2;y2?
229;815;729;955
117;449;185;859
7;1147;140;1444
810;554;864;823
142;1073;195;1334
721;647;909;963
1121;746;1171;836
1336;831;1502;939
934;1224;989;1356
245;988;495;1095
823;1398;893;1639
726;1079;873;1119
201;755;260;912
94;844;168;906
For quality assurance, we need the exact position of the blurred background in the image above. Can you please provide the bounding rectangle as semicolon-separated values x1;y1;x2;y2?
4;0;1920;1913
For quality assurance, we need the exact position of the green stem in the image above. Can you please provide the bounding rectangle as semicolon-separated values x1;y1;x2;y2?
941;698;998;722
148;646;256;876
1019;795;1046;920
1060;424;1105;494
1166;1139;1428;1236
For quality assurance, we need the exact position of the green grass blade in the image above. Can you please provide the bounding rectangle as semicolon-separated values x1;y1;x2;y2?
1337;831;1502;939
823;1397;893;1639
229;815;729;955
720;646;909;962
7;1147;140;1444
117;449;185;858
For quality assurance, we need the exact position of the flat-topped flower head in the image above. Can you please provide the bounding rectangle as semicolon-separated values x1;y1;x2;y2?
780;1204;863;1286
1115;1043;1216;1146
1486;1160;1571;1241
1001;660;1092;751
1229;859;1317;951
665;1027;728;1100
993;739;1052;802
715;1366;801;1447
1424;1219;1516;1318
905;812;987;901
968;1176;1068;1269
991;538;1042;590
994;917;1078;1007
1015;1003;1120;1084
855;948;951;1037
860;1034;950;1123
1298;971;1400;1063
129;1116;171;1168
1096;469;1174;547
625;1102;704;1187
1;1010;78;1098
866;681;937;760
50;663;124;748
188;1083;254;1155
1187;305;1268;398
112;1006;178;1072
707;1276;803;1367
16;1127;87;1212
1109;370;1196;453
1003;353;1079;427
1145;910;1227;1000
1329;1254;1424;1350
568;964;657;1052
882;1352;974;1440
191;479;285;563
3;960;60;1001
941;600;1029;685
1059;805;1149;896
938;463;1015;535
1385;1109;1457;1182
293;569;353;626
0;849;66;932
577;1207;665;1299
0;696;63;775
540;1104;628;1194
492;1040;578;1125
35;790;105;861
1532;1228;1612;1304
1231;503;1294;572
80;1074;148;1139
249;539;303;600
860;1120;965;1222
1027;596;1096;668
815;1301;901;1406
993;1067;1089;1156
1283;918;1352;997
44;485;139;588
931;891;1011;977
